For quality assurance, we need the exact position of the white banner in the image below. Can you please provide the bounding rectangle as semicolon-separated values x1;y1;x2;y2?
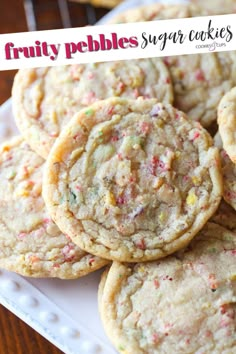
0;14;235;70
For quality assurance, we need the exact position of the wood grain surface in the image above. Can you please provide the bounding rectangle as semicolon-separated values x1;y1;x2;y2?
0;1;108;353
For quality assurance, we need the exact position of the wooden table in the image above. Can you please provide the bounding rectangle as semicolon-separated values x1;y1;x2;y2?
0;1;108;353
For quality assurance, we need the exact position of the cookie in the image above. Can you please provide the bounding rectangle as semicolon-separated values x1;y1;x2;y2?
190;0;236;15
99;223;236;354
218;86;236;163
12;59;173;158
43;97;222;262
214;132;236;210
0;137;107;278
109;3;236;128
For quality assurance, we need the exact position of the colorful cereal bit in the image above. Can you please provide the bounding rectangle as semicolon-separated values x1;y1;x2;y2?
136;238;146;250
89;257;95;266
195;69;205;81
154;279;160;289
192;175;201;186
105;191;116;206
186;191;198;206
140;121;151;135
208;273;218;291
150;104;161;117
84;108;94;116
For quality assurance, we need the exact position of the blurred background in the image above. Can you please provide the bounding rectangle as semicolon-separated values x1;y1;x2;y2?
0;0;116;105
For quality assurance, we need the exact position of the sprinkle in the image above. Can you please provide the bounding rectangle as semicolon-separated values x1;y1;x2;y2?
150;105;161;117
158;160;168;171
129;206;144;219
129;174;136;183
23;166;30;177
16;189;30;197
149;156;159;175
192;176;201;186
53;263;60;268
133;88;139;98
73;133;82;140
136;239;146;250
165;77;171;84
222;150;229;159
84;108;94;116
208;273;218;290
111;135;119;142
186;192;197;206
225;191;236;200
153;177;164;189
183;175;189;182
29;255;40;263
205;330;212;338
89;258;95;266
87;72;95;79
162;275;173;281
116;196;126;205
138;265;146;273
195;69;205;81
154;279;160;289
75;185;82;191
17;232;27;240
175;113;180;119
43;218;51;224
220;305;227;314
140;122;151;134
69;191;77;204
107;106;114;115
152;333;159;343
117;153;123;160
27;180;35;186
163;57;171;66
105;191;116;206
98;131;103;136
118;82;125;92
118;346;125;352
62;244;75;262
34;228;45;237
191;131;200;141
7;170;16;179
158;211;166;223
49;132;58;138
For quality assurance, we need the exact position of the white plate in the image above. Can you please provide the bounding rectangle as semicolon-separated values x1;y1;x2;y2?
0;1;187;353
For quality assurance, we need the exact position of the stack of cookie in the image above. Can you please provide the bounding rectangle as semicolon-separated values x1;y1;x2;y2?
0;2;235;353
